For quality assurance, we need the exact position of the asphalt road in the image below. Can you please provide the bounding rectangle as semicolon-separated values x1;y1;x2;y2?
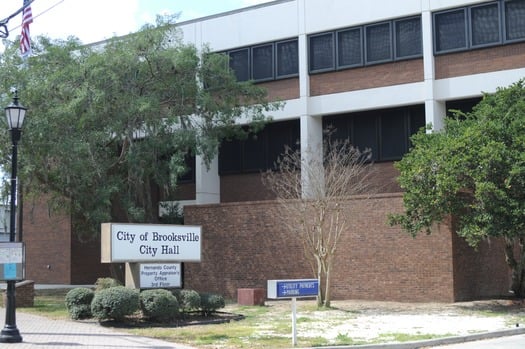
436;333;525;348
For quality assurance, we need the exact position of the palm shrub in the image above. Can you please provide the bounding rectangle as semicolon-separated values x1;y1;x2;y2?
199;293;225;316
91;286;139;321
65;287;94;320
140;289;179;322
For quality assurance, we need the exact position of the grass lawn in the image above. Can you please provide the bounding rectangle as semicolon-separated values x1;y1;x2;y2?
16;289;525;349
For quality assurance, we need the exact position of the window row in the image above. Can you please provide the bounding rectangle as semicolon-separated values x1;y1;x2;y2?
219;120;300;174
434;0;525;53
309;16;422;73
323;106;425;162
226;39;299;82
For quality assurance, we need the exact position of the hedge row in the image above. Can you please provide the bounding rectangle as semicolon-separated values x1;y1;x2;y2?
65;278;226;322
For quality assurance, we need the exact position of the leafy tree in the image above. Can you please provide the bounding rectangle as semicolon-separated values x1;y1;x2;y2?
263;136;375;307
389;79;525;297
0;17;280;239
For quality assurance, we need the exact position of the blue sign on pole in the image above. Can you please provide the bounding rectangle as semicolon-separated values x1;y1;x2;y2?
275;279;319;298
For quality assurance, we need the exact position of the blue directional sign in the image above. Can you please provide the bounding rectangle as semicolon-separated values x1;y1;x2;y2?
267;279;319;299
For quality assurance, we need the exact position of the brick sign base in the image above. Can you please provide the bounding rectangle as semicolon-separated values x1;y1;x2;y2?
237;288;265;306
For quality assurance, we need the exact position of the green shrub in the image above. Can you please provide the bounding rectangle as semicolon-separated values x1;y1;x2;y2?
65;288;94;320
200;293;225;316
177;289;201;313
140;289;179;322
91;286;139;321
94;277;121;291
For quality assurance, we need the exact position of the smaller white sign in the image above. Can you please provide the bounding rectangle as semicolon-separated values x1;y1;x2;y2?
139;263;182;289
0;243;24;264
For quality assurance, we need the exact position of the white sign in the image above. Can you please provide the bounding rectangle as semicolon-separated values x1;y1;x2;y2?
0;242;25;281
140;263;182;289
0;243;24;264
101;223;202;262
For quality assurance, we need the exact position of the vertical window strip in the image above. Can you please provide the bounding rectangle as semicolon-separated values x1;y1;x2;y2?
229;48;250;82
434;9;468;53
276;39;299;78
309;32;335;72
337;27;363;68
252;43;274;81
365;22;393;64
395;17;422;59
470;2;501;47
505;0;525;41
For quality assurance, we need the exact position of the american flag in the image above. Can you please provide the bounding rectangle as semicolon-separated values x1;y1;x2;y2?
20;0;33;58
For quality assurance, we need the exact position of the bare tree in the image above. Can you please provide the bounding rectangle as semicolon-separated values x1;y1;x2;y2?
263;135;375;307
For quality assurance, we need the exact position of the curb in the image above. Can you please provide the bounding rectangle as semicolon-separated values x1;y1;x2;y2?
303;327;525;349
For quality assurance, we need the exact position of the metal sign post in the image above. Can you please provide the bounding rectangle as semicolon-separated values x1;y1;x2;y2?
291;297;298;346
267;279;319;346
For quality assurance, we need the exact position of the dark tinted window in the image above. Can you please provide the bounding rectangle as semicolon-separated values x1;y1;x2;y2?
353;113;378;160
323;106;425;161
267;121;300;169
276;39;299;77
243;134;267;171
409;106;426;136
505;0;525;41
471;3;500;46
446;97;482;117
380;110;406;160
434;9;467;52
219;139;242;174
309;33;335;72
395;17;422;58
252;44;274;81
229;48;250;81
365;22;392;63
337;28;362;67
219;120;300;174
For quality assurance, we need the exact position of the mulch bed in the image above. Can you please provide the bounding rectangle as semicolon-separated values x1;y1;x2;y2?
98;311;245;328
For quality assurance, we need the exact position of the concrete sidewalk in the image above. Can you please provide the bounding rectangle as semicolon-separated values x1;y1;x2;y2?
0;308;196;349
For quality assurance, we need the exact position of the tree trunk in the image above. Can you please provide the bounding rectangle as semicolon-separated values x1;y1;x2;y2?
324;262;332;308
315;254;324;308
504;237;525;298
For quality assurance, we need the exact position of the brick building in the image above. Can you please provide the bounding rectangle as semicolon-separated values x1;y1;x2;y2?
23;0;525;301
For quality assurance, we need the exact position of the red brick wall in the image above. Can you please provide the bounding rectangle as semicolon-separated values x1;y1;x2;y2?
23;196;112;285
310;59;423;96
184;194;468;302
259;78;300;101
435;42;525;79
184;193;511;302
70;234;113;284
452;230;511;301
23;197;72;284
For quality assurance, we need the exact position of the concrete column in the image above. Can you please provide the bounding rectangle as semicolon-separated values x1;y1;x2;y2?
300;114;323;199
195;154;220;204
421;1;446;131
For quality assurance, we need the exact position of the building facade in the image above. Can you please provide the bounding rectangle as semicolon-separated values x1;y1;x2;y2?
167;0;525;207
23;0;525;301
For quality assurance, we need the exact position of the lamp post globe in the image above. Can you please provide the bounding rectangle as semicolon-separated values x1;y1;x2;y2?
0;89;26;343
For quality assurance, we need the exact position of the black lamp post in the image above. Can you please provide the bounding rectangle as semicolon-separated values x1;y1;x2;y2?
0;90;26;344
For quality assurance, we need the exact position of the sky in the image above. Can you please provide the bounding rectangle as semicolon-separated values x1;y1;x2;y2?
2;0;274;45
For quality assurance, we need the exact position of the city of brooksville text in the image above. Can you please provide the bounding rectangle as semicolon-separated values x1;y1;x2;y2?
116;231;199;257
